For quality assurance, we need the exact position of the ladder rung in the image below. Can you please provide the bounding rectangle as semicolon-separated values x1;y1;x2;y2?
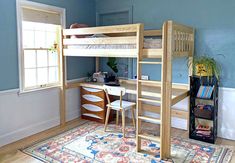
138;80;161;85
139;61;162;65
143;49;163;59
138;134;160;142
138;116;161;124
138;98;161;104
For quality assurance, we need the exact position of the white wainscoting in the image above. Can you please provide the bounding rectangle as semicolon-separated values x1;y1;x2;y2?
217;87;235;140
0;84;235;147
0;83;81;147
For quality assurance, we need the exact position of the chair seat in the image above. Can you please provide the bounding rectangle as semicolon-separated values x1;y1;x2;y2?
107;100;136;110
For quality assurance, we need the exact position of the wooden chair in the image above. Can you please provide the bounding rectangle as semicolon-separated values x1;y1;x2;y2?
103;85;136;137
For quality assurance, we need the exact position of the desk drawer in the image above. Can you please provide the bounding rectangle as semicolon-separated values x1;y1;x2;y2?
81;87;105;99
82;104;104;112
81;86;106;123
82;104;106;122
82;98;105;108
82;94;104;103
81;104;105;123
82;104;104;120
82;113;103;120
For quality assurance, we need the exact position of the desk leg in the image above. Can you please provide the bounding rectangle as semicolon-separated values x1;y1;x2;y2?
122;110;125;138
104;107;111;132
131;106;136;129
116;110;119;125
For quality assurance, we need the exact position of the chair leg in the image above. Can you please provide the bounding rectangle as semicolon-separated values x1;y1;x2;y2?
131;107;136;129
121;110;125;137
116;110;119;125
104;107;111;132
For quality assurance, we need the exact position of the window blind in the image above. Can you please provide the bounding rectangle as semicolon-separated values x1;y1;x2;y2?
22;7;61;25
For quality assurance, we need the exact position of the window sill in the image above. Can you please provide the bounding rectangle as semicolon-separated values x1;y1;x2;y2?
18;85;61;96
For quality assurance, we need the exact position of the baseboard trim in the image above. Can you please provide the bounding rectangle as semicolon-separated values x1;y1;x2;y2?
0;118;86;155
0;117;60;147
0;112;82;148
66;110;81;122
0;78;83;148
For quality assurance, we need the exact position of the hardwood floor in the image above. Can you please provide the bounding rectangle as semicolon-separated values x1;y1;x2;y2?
0;118;234;162
0;151;41;163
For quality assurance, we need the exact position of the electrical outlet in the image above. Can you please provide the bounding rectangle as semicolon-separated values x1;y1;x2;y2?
141;75;149;80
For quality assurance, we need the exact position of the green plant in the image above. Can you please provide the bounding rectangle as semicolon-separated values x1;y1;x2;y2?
107;57;118;73
48;43;58;53
189;55;221;80
87;72;92;78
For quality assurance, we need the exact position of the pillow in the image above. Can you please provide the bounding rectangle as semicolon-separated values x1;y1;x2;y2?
69;23;89;38
89;33;108;38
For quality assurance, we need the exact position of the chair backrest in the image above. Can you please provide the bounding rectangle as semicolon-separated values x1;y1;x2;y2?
103;85;126;108
103;85;126;96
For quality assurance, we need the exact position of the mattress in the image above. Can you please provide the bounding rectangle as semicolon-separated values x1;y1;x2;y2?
69;38;162;49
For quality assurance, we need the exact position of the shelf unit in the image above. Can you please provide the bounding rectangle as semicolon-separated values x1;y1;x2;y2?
189;76;218;144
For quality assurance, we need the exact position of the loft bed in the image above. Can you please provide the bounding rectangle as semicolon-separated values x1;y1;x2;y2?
60;21;194;159
62;22;193;58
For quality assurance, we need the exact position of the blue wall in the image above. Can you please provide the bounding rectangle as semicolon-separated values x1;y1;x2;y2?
1;0;234;90
96;0;235;88
0;0;96;91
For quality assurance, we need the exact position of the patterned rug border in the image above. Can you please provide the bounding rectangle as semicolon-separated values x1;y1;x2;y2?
21;121;234;163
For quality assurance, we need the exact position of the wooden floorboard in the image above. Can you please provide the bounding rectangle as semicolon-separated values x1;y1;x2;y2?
0;118;234;162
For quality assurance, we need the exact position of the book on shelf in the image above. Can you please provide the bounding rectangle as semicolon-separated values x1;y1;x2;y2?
197;85;214;99
195;124;212;137
196;130;211;137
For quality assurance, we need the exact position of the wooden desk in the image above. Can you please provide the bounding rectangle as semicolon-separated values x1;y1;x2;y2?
67;79;189;106
66;79;189;122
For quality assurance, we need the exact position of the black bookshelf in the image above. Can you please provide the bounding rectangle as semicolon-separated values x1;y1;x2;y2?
189;76;218;144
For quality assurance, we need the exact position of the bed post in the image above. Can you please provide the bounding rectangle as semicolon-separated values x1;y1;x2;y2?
187;57;193;132
60;29;66;126
160;21;173;159
136;23;144;152
187;29;195;131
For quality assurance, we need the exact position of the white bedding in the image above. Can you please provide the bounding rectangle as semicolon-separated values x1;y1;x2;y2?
69;38;162;49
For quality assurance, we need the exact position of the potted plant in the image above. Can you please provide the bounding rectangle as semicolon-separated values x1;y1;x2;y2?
190;56;221;80
105;57;118;82
107;57;118;73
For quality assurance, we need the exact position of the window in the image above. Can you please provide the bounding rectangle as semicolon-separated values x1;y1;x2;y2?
22;22;60;89
17;1;65;92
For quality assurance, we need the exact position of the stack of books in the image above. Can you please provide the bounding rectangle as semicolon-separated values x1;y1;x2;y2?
195;124;212;137
197;85;214;99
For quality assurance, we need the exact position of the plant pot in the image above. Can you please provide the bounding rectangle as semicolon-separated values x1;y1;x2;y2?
195;64;213;76
104;75;116;83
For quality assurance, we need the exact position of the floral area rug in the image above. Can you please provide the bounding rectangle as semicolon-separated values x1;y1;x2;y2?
22;121;233;163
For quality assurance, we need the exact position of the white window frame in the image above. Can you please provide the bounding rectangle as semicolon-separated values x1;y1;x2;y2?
16;0;66;93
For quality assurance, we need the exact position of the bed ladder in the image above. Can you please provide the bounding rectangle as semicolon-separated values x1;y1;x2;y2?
136;22;172;159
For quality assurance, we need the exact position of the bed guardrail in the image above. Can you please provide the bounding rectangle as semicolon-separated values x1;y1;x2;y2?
62;24;142;58
171;22;194;57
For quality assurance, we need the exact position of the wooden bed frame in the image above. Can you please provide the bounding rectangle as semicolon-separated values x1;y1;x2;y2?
60;20;194;159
